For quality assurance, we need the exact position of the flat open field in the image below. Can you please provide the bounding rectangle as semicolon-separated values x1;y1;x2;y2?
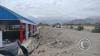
30;26;100;56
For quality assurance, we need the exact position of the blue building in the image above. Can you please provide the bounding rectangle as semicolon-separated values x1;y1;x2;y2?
0;5;36;44
0;5;38;56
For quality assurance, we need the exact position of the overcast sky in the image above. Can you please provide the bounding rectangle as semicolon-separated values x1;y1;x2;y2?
0;0;100;19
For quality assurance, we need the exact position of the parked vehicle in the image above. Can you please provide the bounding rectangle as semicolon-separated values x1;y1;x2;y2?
52;23;61;28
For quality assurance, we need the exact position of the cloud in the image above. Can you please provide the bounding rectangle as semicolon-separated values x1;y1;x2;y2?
0;0;100;18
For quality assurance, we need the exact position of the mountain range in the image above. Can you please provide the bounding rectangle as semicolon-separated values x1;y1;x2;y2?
29;16;100;24
29;16;73;24
67;17;100;24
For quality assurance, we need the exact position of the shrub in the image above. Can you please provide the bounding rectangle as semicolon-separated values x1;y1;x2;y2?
77;25;84;31
70;25;73;29
92;24;100;33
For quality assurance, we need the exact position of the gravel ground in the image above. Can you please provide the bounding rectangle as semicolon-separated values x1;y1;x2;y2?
30;26;100;56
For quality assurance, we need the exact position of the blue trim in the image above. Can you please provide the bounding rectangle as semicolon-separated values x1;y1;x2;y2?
0;5;35;24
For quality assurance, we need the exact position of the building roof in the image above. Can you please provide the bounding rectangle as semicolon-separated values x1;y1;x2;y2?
0;5;35;25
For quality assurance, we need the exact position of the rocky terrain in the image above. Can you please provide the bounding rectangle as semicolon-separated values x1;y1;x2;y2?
30;26;100;56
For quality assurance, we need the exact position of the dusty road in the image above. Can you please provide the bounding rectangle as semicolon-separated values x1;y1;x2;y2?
30;26;100;56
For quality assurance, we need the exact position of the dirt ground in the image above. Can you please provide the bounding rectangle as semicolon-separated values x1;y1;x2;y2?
30;26;100;56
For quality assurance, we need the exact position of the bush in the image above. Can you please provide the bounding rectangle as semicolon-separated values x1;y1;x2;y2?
77;25;84;31
92;24;100;33
70;25;73;29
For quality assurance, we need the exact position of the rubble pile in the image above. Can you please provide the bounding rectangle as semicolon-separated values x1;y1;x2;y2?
48;40;74;49
30;26;100;56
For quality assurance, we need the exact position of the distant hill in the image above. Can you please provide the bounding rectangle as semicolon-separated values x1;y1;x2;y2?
67;17;100;24
29;16;74;24
29;16;100;24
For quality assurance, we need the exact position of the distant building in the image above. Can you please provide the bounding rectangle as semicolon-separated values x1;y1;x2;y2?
52;23;61;28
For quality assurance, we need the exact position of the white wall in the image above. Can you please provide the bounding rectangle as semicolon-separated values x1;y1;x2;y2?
0;31;2;47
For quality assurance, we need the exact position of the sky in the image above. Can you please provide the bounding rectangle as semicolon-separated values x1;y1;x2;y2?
0;0;100;20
